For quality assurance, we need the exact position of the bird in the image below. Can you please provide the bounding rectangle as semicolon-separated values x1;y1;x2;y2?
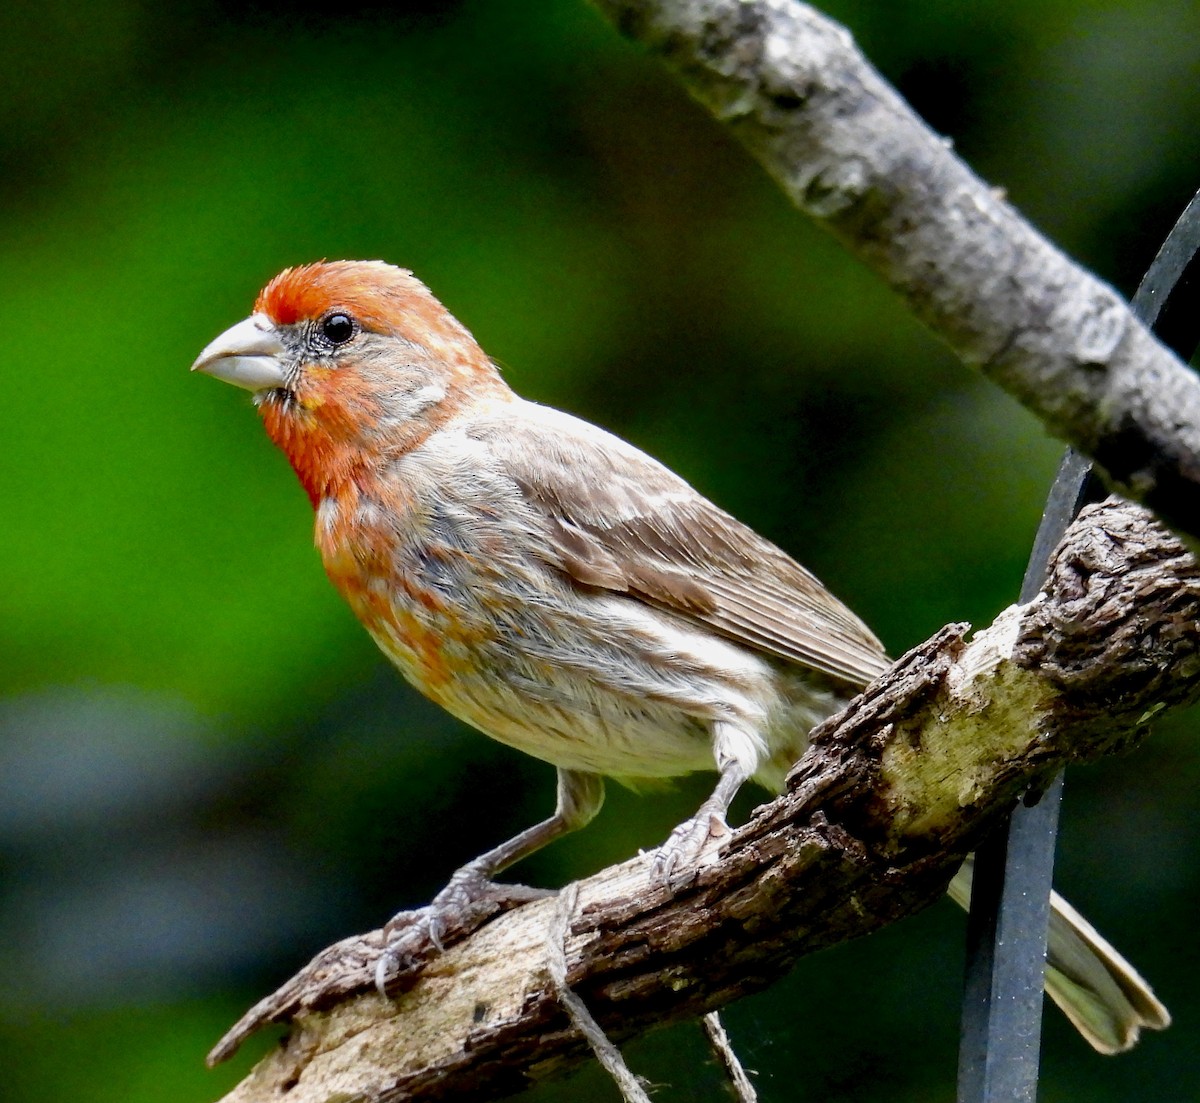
192;259;1168;1054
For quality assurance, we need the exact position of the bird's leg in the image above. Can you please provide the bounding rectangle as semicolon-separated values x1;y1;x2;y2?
377;768;604;989
419;768;605;928
653;721;756;885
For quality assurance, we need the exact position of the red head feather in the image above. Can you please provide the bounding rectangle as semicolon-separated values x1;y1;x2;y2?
252;261;509;508
255;260;483;356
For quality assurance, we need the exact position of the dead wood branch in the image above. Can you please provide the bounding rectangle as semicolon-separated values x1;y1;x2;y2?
212;499;1200;1102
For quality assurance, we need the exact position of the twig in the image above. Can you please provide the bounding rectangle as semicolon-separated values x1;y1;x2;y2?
550;883;654;1103
701;1012;758;1103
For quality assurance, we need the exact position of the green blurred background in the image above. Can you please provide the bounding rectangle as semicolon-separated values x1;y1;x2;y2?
2;1;1199;1099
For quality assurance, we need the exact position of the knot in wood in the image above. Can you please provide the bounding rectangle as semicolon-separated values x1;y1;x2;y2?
1015;499;1200;719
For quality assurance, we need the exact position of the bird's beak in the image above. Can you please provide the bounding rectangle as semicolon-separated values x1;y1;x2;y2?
191;313;287;391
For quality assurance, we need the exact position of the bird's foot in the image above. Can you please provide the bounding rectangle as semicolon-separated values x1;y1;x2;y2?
374;866;550;994
652;806;732;886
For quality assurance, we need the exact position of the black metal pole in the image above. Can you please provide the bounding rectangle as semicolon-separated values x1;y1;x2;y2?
956;187;1200;1103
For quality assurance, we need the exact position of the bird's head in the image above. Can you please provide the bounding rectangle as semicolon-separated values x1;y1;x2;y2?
192;260;509;506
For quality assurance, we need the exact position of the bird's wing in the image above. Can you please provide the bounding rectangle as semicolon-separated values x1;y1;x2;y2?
468;402;890;688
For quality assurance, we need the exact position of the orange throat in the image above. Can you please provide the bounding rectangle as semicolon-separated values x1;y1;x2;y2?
258;388;364;508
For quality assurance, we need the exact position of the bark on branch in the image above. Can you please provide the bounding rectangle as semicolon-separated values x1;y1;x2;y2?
590;0;1200;543
212;499;1200;1102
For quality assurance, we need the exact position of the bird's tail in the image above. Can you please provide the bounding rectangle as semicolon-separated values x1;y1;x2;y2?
947;861;1169;1054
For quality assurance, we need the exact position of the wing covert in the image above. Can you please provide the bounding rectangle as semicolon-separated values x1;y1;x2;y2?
469;401;890;688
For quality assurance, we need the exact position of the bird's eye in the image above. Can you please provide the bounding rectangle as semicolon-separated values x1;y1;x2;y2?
319;311;356;346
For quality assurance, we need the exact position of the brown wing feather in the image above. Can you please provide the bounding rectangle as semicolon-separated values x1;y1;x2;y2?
470;402;890;689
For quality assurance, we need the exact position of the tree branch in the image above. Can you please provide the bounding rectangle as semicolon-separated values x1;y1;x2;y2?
589;0;1200;543
212;499;1200;1102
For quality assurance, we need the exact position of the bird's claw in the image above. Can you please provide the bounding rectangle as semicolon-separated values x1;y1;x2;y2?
651;809;730;887
373;906;444;995
374;869;551;995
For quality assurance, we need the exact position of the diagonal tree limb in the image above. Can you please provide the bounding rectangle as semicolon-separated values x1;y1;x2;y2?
211;498;1200;1103
589;0;1200;545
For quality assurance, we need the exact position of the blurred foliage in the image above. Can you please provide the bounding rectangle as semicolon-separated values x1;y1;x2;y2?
2;0;1199;1100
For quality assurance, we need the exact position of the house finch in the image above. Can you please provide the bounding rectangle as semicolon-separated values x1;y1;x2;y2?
193;260;1167;1053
